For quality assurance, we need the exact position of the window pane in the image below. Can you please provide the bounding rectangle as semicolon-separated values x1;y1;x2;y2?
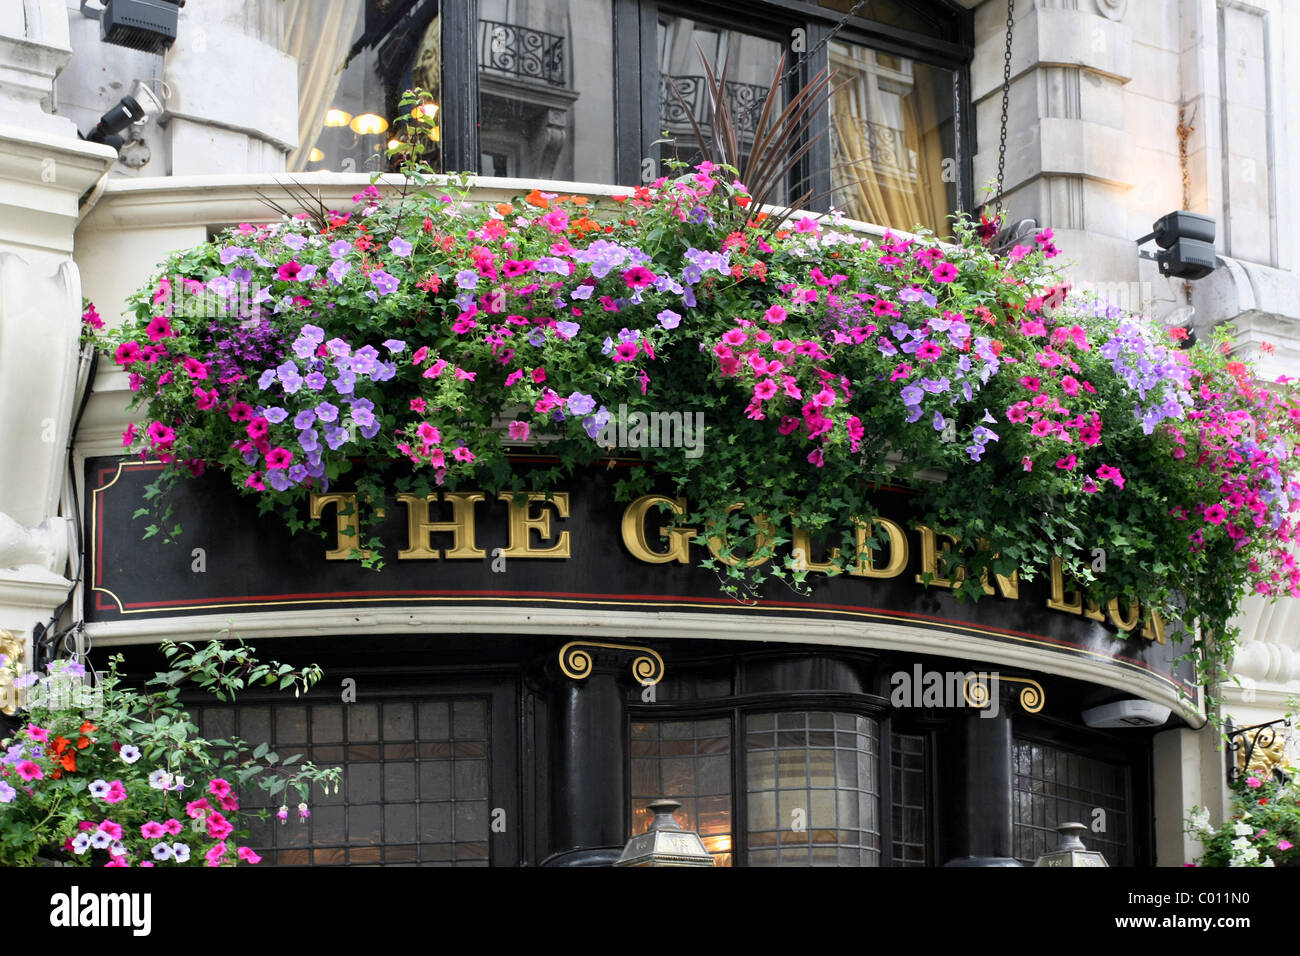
191;694;491;865
1012;738;1131;866
891;732;928;866
745;712;881;866
283;1;443;173
629;719;733;866
657;17;785;195
477;0;615;182
829;41;957;236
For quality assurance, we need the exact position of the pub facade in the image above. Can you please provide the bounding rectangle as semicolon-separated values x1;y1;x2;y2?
2;0;1299;866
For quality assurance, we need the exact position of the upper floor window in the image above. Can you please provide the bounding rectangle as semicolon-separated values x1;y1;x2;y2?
281;0;971;234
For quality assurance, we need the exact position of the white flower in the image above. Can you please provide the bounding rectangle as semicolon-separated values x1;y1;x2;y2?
151;842;172;861
110;841;127;857
88;778;110;799
71;833;91;855
1243;846;1260;862
1261;857;1276;867
119;745;141;765
90;830;112;850
1231;836;1251;852
148;769;173;790
1188;808;1212;834
1233;821;1254;837
171;842;190;863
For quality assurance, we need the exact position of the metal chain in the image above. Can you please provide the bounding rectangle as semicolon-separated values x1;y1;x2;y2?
778;0;871;88
995;0;1015;219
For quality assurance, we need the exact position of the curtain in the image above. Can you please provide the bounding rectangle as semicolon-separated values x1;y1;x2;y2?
829;47;948;236
282;0;365;172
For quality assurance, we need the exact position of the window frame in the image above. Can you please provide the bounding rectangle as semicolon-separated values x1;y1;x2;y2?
436;0;974;223
627;691;936;866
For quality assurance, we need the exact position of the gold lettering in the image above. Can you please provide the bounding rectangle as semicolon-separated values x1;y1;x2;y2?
397;493;486;559
976;538;1019;599
1046;556;1103;618
310;493;370;560
498;492;571;558
1107;598;1141;632
914;524;964;589
1140;607;1168;644
622;495;695;564
851;518;908;578
707;503;774;568
791;526;840;574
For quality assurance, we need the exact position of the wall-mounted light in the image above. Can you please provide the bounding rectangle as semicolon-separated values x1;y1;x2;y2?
324;109;353;128
350;114;388;136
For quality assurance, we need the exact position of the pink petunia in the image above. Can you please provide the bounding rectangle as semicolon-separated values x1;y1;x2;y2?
227;402;254;422
186;797;212;818
613;342;640;363
753;380;779;401
145;316;174;342
411;346;429;365
206;812;234;841
265;447;293;470
764;305;787;325
507;420;530;441
931;261;958;283
1279;840;1294;851
103;781;127;804
1055;454;1077;471
237;846;263;865
163;818;184;836
98;820;123;840
1022;456;1034;472
182;358;209;380
916;341;942;362
1246;776;1263;789
807;448;825;467
25;723;49;743
15;761;42;782
141;821;166;839
205;841;228;867
208;779;232;799
452;446;475;464
1204;504;1227;525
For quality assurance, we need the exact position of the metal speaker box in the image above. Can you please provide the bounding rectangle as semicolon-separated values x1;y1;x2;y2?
100;0;182;55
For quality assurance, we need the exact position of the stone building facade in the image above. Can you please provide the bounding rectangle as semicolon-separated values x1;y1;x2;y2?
0;0;1296;865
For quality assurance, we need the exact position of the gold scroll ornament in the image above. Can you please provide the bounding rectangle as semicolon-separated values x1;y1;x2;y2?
0;629;24;716
964;674;1045;714
1236;726;1293;780
558;641;665;686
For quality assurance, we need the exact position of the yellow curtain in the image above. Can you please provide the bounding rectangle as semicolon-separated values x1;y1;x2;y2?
282;0;365;172
830;50;948;236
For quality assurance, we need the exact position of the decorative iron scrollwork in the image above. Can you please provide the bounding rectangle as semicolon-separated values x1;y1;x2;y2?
479;19;566;88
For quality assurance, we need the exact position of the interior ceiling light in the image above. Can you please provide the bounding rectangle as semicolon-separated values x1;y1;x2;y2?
350;113;389;136
308;148;325;162
323;109;353;128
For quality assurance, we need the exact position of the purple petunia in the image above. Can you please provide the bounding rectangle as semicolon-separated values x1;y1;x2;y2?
327;259;351;285
389;237;413;257
657;309;681;330
328;239;352;259
369;270;399;295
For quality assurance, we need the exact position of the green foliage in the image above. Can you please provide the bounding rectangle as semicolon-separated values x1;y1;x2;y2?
0;633;340;866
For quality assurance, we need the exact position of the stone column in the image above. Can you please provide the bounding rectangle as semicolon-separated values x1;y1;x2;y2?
972;0;1138;283
0;0;115;667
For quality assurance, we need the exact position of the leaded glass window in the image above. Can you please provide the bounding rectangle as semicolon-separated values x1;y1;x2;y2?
745;711;880;866
629;717;733;865
193;696;492;866
1013;738;1131;867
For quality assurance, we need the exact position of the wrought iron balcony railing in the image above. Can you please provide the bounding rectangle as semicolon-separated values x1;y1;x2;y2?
659;75;772;138
478;19;566;88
